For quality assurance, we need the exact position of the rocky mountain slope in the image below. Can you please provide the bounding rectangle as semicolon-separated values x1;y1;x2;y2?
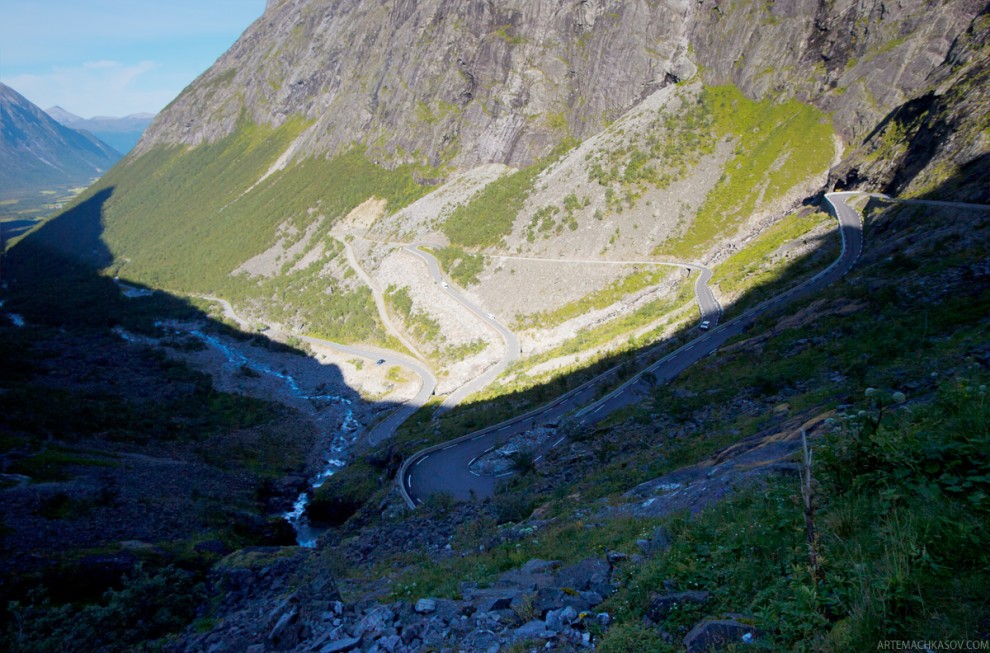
0;83;121;195
70;0;984;409
140;0;985;175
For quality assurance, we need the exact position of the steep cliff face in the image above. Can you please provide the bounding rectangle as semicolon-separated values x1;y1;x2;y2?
688;0;985;144
140;0;696;168
830;9;990;202
139;0;986;176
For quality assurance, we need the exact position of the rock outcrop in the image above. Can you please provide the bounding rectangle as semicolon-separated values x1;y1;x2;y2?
138;0;697;169
138;0;986;180
174;552;626;652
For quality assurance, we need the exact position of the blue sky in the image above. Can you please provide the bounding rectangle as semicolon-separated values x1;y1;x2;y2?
0;0;266;118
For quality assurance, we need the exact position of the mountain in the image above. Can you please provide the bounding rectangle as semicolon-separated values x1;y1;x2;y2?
43;105;84;124
0;83;121;195
137;0;988;185
80;0;987;358
46;106;155;154
3;1;990;651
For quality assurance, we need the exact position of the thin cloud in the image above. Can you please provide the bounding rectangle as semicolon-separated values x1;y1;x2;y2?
5;60;172;117
0;0;265;116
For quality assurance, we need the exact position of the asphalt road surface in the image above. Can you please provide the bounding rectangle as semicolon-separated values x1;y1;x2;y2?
404;244;522;412
399;192;867;507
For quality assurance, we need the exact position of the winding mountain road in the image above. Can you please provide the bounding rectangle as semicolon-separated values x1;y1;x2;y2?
335;236;428;363
406;247;721;411
398;192;868;507
296;336;437;446
490;254;723;329
403;244;522;412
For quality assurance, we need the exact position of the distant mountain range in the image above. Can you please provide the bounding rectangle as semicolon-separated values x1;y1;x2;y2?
45;106;155;154
0;83;122;196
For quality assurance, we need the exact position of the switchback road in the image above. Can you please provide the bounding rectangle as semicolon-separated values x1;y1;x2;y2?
398;192;868;507
406;246;722;411
403;244;522;412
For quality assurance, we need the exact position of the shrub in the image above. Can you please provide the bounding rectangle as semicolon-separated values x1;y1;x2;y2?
3;564;205;653
442;139;577;248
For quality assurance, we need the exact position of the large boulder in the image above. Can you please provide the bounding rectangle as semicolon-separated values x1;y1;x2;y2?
521;559;562;574
683;619;761;653
352;606;394;640
530;586;594;617
465;587;521;612
318;638;361;653
636;526;673;556
554;557;612;596
267;605;303;650
514;620;556;641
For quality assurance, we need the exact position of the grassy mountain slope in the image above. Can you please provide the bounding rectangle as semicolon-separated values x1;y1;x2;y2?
90;121;435;343
312;196;990;651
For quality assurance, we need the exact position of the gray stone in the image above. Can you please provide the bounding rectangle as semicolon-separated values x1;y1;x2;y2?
596;612;612;627
319;637;361;653
559;605;578;624
651;526;673;552
555;558;611;596
377;634;403;653
267;606;300;650
414;598;437;614
605;550;628;564
521;559;562;574
490;608;523;627
544;605;579;632
464;628;500;652
448;614;476;634
544;609;566;633
514;620;556;640
579;590;605;607
423;598;462;624
532;587;564;616
683;619;761;653
400;622;421;644
495;568;556;591
266;595;297;629
469;589;520;612
647;591;710;624
353;606;393;639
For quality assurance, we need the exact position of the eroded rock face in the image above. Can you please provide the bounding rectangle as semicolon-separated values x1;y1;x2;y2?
139;0;984;177
139;0;695;169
